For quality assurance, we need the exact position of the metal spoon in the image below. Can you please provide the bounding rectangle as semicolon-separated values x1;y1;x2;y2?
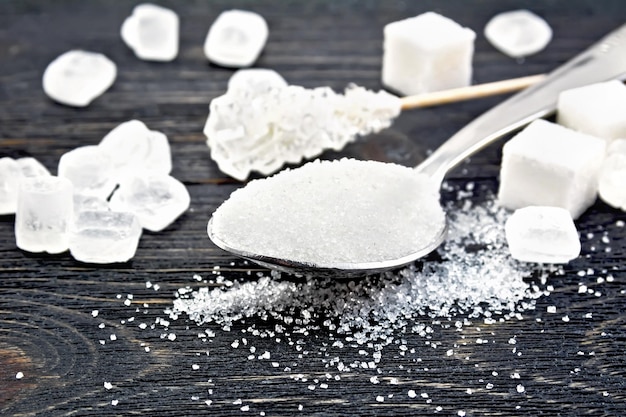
208;23;626;277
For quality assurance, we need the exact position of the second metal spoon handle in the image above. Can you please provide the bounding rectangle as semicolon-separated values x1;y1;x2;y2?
415;23;626;184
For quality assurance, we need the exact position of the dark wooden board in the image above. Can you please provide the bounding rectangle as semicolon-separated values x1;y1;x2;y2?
1;1;625;416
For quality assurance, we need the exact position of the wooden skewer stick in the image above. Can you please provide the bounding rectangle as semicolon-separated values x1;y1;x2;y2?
400;74;547;110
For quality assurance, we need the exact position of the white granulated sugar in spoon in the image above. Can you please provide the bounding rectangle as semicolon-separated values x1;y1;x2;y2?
209;158;445;268
484;10;552;58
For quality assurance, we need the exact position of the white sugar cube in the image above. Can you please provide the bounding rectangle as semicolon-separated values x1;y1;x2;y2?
505;206;580;264
15;176;73;254
58;146;116;199
203;9;268;67
42;50;117;107
598;138;626;211
557;80;626;140
498;119;606;219
69;211;142;264
484;10;552;58
0;157;22;215
382;12;475;96
121;3;179;62
109;173;190;232
98;120;172;181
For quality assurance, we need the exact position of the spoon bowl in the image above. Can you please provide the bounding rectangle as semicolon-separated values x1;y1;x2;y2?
208;23;626;277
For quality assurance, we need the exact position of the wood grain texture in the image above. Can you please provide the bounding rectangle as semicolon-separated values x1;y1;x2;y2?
1;1;625;416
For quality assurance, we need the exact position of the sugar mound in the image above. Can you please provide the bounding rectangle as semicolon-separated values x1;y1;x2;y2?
121;3;179;62
69;210;142;264
484;10;552;58
204;78;402;180
209;159;445;267
203;9;268;67
505;206;581;264
42;50;117;107
598;138;626;210
99;119;172;181
176;196;545;343
109;173;190;232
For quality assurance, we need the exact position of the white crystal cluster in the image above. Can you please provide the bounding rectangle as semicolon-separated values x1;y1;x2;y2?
204;69;402;180
499;80;626;264
4;120;190;263
484;10;552;58
121;3;179;62
43;50;117;107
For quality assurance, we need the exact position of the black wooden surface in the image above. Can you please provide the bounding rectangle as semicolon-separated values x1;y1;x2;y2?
1;1;625;416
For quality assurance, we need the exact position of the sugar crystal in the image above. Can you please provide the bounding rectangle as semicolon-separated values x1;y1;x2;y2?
99;120;172;181
17;157;50;178
0;157;22;215
58;146;116;199
484;10;552;58
203;10;268;67
73;194;109;213
505;206;580;264
227;68;287;94
109;173;190;232
121;3;179;62
42;50;116;107
209;159;445;267
15;176;73;254
69;211;142;264
204;80;401;180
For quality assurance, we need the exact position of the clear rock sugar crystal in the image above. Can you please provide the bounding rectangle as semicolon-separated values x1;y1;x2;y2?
209;158;445;268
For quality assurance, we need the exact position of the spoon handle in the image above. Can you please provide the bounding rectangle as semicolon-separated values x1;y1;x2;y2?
415;23;626;184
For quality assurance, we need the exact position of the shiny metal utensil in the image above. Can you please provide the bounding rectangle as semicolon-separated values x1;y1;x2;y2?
208;23;626;277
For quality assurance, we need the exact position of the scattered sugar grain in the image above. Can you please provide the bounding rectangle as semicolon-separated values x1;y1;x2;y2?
16;372;24;379
104;382;113;390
